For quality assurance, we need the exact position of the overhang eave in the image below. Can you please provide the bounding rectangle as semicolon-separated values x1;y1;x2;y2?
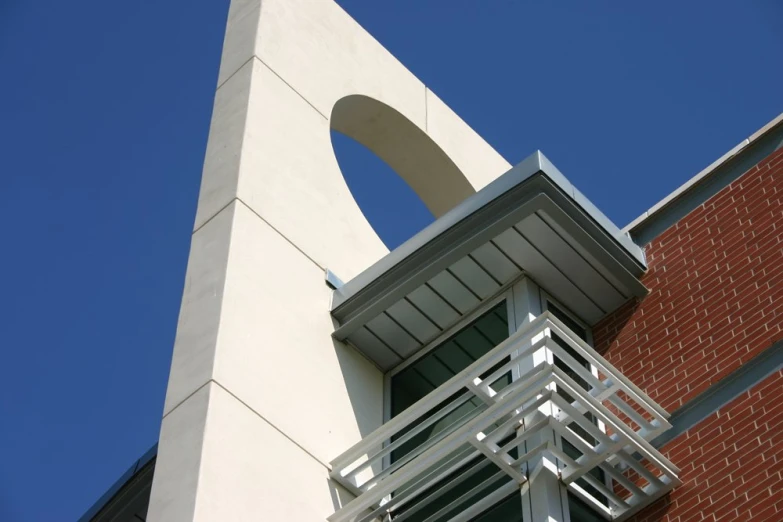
331;151;647;370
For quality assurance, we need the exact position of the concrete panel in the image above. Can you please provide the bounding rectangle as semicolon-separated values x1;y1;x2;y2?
162;203;235;415
255;0;427;127
196;0;518;279
194;382;355;522
252;0;511;213
192;61;253;231
147;384;211;522
213;201;384;465
237;59;388;281
214;0;513;228
215;0;261;88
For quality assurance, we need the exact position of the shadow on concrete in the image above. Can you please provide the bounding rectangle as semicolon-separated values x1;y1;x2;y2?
333;333;384;440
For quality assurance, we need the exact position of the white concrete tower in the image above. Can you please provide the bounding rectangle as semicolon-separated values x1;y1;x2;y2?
147;1;511;520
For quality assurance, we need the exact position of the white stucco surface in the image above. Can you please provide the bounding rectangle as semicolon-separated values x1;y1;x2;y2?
214;201;384;464
149;0;512;520
161;203;234;416
148;383;211;522
196;382;351;521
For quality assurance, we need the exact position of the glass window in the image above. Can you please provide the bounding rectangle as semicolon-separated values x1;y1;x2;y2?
567;493;606;522
389;301;523;522
391;301;511;461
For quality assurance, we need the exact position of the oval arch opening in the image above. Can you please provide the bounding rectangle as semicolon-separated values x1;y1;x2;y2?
330;95;477;248
331;130;434;249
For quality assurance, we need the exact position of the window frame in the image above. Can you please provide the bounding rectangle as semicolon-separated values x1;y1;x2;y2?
381;286;515;476
382;286;516;424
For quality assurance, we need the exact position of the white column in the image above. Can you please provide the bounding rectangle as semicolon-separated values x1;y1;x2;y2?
511;278;571;522
146;0;513;520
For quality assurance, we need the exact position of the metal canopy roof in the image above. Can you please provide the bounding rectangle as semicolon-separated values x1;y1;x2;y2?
331;151;648;371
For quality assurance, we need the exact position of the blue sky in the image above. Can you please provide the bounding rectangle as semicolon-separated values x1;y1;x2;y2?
0;1;780;520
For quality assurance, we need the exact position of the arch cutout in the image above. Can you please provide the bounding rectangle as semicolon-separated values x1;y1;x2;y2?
330;95;479;249
331;131;434;250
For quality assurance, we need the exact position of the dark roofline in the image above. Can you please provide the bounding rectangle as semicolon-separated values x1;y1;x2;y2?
78;444;157;522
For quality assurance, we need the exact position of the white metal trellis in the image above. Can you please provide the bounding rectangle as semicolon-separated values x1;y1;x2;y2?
329;312;680;522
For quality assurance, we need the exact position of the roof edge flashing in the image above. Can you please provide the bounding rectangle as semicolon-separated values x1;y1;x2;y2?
331;152;545;310
624;111;783;239
535;152;644;264
331;150;646;318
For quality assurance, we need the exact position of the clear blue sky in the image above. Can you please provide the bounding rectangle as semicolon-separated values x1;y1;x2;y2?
0;1;780;520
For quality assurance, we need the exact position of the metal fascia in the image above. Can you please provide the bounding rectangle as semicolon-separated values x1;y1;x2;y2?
332;151;649;339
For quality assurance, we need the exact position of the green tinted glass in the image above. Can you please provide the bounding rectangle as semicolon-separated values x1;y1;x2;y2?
390;301;522;521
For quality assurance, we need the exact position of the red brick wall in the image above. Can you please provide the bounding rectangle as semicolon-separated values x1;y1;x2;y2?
633;371;783;522
593;144;783;521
